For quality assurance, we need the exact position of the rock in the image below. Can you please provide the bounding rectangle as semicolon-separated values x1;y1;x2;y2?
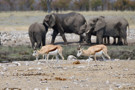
123;68;129;71
63;86;69;88
37;67;42;71
2;66;8;71
25;62;29;66
106;80;110;84
67;55;77;60
34;88;41;90
40;80;47;83
12;62;21;66
70;76;75;80
114;59;120;61
77;66;86;69
73;60;80;64
46;87;49;90
115;84;122;88
0;71;4;76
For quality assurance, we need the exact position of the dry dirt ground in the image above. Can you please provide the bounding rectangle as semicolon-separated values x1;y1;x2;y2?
0;60;135;90
0;11;135;90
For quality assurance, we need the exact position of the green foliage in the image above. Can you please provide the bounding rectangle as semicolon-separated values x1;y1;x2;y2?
0;46;34;62
114;0;132;10
91;0;102;10
52;0;71;10
40;0;48;11
1;0;135;11
74;0;89;11
0;45;135;62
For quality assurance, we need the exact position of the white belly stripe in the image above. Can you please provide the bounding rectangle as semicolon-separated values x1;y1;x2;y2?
95;50;103;57
48;49;58;55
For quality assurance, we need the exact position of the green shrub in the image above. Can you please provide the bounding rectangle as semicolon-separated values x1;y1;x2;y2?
0;45;135;62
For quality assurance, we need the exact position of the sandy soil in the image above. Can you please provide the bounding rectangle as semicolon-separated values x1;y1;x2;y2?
0;12;135;90
0;60;135;90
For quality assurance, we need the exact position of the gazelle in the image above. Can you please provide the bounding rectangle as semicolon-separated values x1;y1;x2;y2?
77;44;111;66
33;45;64;62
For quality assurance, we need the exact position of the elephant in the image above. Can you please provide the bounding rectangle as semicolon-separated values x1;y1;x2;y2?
86;16;129;45
43;12;87;45
28;22;48;49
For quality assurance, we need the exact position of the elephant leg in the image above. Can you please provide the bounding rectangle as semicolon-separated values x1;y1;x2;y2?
85;33;91;44
42;35;45;46
96;34;103;44
79;35;83;43
118;37;123;45
60;33;67;45
107;36;110;44
103;37;106;44
30;37;35;49
79;34;87;43
104;36;109;44
36;41;41;48
123;37;128;45
103;37;109;44
96;30;104;44
31;41;35;49
51;30;58;44
113;37;116;45
97;36;103;44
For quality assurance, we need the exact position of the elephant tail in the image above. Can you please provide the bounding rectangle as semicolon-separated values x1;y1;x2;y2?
127;24;130;36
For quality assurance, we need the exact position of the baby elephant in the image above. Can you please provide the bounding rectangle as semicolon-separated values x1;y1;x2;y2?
28;22;48;49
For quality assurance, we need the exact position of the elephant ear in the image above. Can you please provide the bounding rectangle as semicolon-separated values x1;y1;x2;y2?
86;20;95;33
115;22;122;29
49;14;56;27
94;18;106;32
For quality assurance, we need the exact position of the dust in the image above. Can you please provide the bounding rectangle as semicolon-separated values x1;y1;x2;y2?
0;60;135;90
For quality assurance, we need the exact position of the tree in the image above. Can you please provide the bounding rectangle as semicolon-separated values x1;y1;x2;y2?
91;0;102;10
114;0;130;11
129;1;135;10
74;0;89;11
52;0;71;11
40;0;48;11
47;0;52;13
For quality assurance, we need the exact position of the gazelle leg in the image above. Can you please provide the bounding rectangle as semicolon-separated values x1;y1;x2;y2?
43;54;45;60
44;54;47;60
59;53;64;60
87;57;92;66
51;56;55;60
36;56;38;61
103;52;112;69
46;54;49;63
55;55;59;63
87;58;90;66
103;52;111;60
94;56;98;67
102;55;106;61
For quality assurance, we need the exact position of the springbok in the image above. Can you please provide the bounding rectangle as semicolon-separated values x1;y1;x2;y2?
33;45;64;62
77;44;111;66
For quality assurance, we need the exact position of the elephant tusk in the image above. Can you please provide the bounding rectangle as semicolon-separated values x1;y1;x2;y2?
44;22;49;27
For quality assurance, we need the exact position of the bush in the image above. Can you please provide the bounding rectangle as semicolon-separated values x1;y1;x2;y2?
0;45;135;62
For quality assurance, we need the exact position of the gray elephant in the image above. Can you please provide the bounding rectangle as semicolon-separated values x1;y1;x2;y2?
28;22;48;49
43;12;87;45
86;16;129;45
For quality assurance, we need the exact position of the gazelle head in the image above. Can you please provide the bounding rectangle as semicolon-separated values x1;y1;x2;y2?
32;50;38;57
77;45;83;57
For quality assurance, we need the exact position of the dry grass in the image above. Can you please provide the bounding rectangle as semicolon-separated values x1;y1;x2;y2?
0;25;28;31
0;11;47;17
0;11;134;31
